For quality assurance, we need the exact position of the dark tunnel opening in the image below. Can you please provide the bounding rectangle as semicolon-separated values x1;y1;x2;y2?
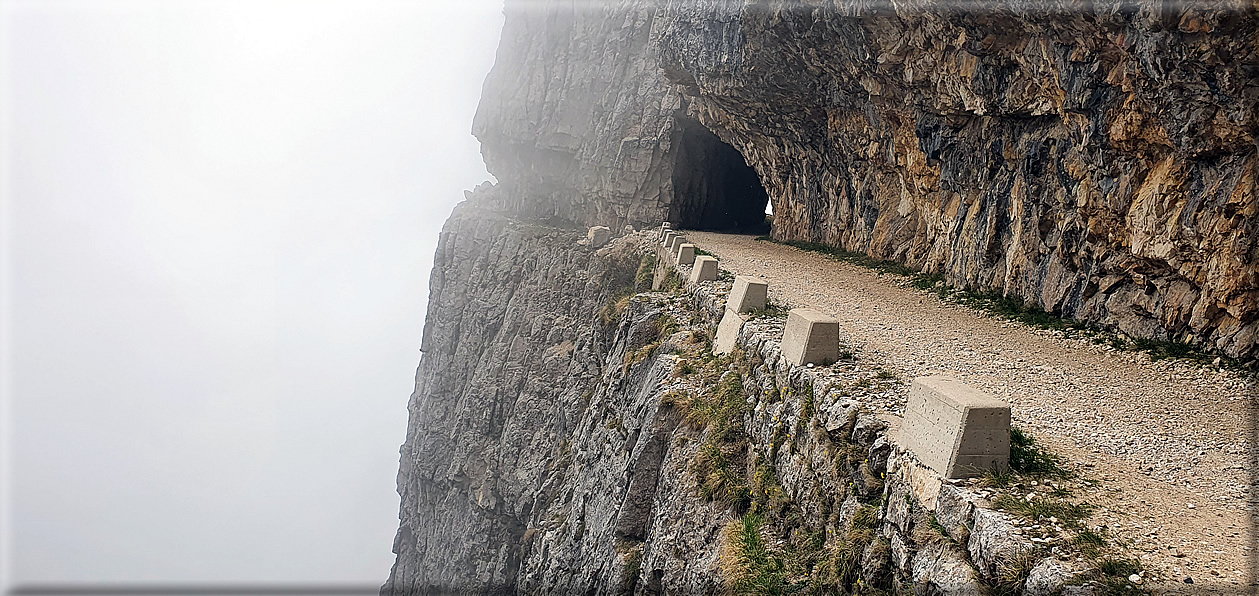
668;120;771;234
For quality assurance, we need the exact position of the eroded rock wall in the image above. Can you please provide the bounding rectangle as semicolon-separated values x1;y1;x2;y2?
384;235;1080;594
382;196;650;593
468;0;1257;358
470;1;683;228
656;0;1257;358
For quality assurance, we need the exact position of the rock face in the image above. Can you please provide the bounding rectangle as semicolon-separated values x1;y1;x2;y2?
383;199;650;592
470;0;1257;358
664;1;1258;359
383;243;1067;594
385;1;1257;593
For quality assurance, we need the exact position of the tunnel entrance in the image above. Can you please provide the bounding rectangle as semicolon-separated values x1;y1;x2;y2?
669;120;771;234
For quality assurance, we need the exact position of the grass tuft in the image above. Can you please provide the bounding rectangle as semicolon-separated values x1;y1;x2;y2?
670;372;752;509
1009;427;1073;478
720;513;797;595
634;253;657;290
757;237;918;277
991;494;1093;527
989;549;1043;596
598;287;635;326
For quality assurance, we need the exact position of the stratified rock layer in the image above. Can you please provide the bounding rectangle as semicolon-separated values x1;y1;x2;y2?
665;1;1257;359
471;0;1257;358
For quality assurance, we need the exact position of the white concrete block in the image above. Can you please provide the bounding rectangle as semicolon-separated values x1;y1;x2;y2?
713;308;749;355
675;243;696;266
688;256;718;283
668;235;686;254
587;226;611;247
781;308;840;366
900;375;1010;479
728;276;768;313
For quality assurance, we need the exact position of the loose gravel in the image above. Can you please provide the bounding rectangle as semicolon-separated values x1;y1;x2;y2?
688;231;1258;591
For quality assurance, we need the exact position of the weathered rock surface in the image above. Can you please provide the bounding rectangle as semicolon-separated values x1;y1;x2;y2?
470;0;1257;358
665;1;1258;359
384;229;1090;594
383;198;651;593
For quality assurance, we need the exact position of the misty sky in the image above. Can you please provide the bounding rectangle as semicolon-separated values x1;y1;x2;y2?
3;0;504;586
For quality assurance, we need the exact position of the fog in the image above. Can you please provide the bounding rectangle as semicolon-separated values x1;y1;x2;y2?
2;0;503;586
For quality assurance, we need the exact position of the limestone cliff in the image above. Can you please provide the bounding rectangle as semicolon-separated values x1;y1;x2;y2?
384;1;1257;593
470;0;1257;359
662;0;1258;360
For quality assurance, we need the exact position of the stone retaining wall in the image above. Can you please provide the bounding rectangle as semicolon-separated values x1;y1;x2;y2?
656;237;1085;594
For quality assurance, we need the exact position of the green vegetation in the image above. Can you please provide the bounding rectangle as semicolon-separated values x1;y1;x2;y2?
750;299;791;319
988;550;1042;596
620;544;643;592
598;286;635;326
991;494;1093;527
721;495;883;595
1094;557;1142;578
811;504;878;593
659;266;685;293
980;428;1090;525
634;253;657;290
1009;427;1073;478
795;384;815;437
1072;528;1107;558
955;290;1088;333
604;417;627;437
721;513;796;595
665;371;751;509
757;237;917;277
1088;558;1148;595
978;427;1074;489
623;315;679;371
657;314;680;338
926;514;955;544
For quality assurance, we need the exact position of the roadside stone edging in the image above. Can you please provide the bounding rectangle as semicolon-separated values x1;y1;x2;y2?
654;237;1083;594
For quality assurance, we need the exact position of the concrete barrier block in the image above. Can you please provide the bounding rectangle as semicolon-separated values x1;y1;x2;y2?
662;231;677;248
901;375;1010;479
713;308;749;355
688;256;718;283
675;243;696;266
668;235;687;255
781;308;840;366
587;226;611;247
728;276;768;313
